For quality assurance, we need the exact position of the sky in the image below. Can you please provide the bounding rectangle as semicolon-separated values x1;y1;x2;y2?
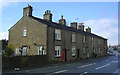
0;1;118;46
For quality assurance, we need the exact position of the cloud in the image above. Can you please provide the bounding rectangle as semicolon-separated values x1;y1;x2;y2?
84;18;118;46
0;32;8;40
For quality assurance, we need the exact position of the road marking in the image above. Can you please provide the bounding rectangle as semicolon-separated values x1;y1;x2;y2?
111;61;118;63
78;63;96;68
95;64;110;70
114;69;119;73
54;70;67;73
80;72;88;75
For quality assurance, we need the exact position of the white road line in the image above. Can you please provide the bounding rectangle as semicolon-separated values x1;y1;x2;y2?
95;64;110;70
114;69;119;73
80;72;88;75
111;61;118;63
54;70;67;73
78;63;96;68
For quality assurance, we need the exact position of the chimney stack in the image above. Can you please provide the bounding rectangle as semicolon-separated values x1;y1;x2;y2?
70;22;77;29
43;10;52;21
23;4;33;17
59;15;66;25
86;26;91;33
78;23;84;31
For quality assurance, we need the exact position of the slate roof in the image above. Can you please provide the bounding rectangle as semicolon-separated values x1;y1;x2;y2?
31;16;107;40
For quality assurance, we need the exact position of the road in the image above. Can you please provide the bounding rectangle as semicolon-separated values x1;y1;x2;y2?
3;55;120;75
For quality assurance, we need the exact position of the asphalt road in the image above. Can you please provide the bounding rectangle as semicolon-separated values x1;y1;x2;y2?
3;55;120;75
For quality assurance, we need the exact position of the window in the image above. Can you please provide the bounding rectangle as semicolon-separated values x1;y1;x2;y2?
38;46;45;55
72;32;76;42
98;39;101;44
92;37;94;41
55;46;61;57
22;46;27;56
83;36;86;43
15;48;19;55
83;48;86;54
23;29;27;37
93;49;96;53
99;48;101;54
55;29;61;40
72;46;76;56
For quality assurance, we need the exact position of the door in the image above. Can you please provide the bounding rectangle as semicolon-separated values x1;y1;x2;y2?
64;49;67;61
22;46;27;56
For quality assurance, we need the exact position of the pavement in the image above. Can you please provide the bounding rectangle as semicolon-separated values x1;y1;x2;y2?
2;54;120;75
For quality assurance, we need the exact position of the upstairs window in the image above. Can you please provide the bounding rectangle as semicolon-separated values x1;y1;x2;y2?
23;29;27;37
55;46;61;57
98;39;101;44
72;32;76;42
83;36;86;43
72;46;76;56
55;29;61;40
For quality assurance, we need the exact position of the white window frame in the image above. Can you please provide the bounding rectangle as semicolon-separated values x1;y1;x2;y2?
83;36;86;43
38;46;42;55
72;46;76;56
23;29;27;37
83;48;86;54
38;46;46;55
55;29;61;40
55;46;61;57
15;48;19;55
98;39;101;44
72;32;76;42
22;46;27;56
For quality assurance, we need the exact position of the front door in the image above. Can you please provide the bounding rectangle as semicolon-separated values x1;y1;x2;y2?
64;49;67;61
22;46;27;56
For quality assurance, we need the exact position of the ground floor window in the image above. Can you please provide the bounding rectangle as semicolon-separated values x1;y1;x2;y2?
72;46;76;56
55;46;61;57
15;48;19;55
83;48;86;54
38;46;45;55
22;46;27;56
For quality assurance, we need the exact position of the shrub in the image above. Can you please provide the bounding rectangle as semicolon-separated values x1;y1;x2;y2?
2;45;14;57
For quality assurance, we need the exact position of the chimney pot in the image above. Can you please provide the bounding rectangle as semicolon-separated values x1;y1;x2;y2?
78;23;84;31
43;10;52;21
70;22;77;29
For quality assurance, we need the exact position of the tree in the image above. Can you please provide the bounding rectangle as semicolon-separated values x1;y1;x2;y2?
2;44;14;57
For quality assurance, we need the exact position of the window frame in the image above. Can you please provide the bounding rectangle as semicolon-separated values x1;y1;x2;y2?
38;46;45;55
83;36;86;43
55;29;61;41
72;46;76;56
22;28;27;37
55;45;61;57
72;32;76;43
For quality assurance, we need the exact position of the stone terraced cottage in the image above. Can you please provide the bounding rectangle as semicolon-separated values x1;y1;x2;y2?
8;5;108;62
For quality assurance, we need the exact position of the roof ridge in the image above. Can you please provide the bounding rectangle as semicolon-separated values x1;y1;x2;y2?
31;16;107;40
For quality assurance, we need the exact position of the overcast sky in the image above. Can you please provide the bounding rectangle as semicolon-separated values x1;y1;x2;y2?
0;0;119;46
